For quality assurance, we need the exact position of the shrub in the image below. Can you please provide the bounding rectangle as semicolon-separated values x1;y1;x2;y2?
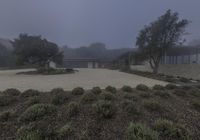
51;88;65;95
191;100;200;112
0;111;13;121
21;89;40;97
51;93;68;105
57;123;72;139
123;93;138;101
105;86;117;94
143;101;163;113
122;85;133;92
100;91;115;101
68;102;79;116
72;87;84;95
81;92;97;104
154;119;191;140
165;84;177;90
125;123;158;140
153;85;165;90
188;88;200;97
91;87;102;94
3;88;21;96
26;97;40;106
173;89;187;97
95;100;116;119
154;91;170;98
122;101;140;116
136;84;149;91
139;92;152;98
0;95;16;106
17;126;42;140
179;77;190;83
19;104;56;122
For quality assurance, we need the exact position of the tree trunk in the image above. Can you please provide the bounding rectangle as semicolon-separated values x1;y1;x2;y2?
153;66;159;74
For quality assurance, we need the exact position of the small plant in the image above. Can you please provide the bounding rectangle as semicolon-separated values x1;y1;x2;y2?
122;85;133;92
105;86;117;94
173;89;187;97
3;88;21;96
143;101;163;113
95;100;116;119
136;84;149;91
26;97;40;106
19;104;56;122
72;87;84;95
123;93;138;101
51;93;68;105
68;102;79;116
191;100;200;112
51;88;65;95
57;123;72;139
91;87;102;94
188;88;200;97
154;91;170;98
154;119;191;140
153;85;165;90
0;111;13;121
17;125;42;140
165;84;177;90
125;123;158;140
21;89;40;97
0;95;16;106
139;92;152;98
122;101;140;116
179;77;190;83
80;92;97;104
100;91;115;101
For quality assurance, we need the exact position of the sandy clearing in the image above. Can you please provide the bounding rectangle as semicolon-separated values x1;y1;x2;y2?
0;68;168;91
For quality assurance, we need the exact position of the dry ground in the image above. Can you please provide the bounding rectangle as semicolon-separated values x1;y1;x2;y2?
0;69;167;91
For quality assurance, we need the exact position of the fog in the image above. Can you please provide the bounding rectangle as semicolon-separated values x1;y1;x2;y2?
0;0;199;48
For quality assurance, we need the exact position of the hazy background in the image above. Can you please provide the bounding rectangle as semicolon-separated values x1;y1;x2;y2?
0;0;199;48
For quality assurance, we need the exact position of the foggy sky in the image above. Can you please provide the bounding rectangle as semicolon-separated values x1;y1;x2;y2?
0;0;199;48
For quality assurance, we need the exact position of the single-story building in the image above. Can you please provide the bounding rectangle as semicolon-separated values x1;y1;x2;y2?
161;46;200;64
63;58;99;68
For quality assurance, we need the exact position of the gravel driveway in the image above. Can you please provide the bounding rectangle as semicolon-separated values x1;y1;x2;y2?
0;68;167;91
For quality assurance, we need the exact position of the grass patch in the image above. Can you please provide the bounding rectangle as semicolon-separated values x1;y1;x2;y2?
72;87;84;95
21;89;40;98
91;87;102;94
80;92;97;104
0;111;13;122
154;90;170;98
123;93;138;101
191;100;200;112
121;85;133;92
0;95;16;106
105;86;117;94
154;119;191;140
153;85;165;90
100;91;115;101
173;89;187;97
51;93;68;105
122;100;140;116
57;123;72;139
3;88;21;96
136;84;149;91
125;123;158;140
143;101;163;113
26;97;40;106
19;104;56;122
68;102;79;117
95;100;116;119
165;84;178;90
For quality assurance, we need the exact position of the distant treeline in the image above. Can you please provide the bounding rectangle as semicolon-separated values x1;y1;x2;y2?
62;43;134;62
